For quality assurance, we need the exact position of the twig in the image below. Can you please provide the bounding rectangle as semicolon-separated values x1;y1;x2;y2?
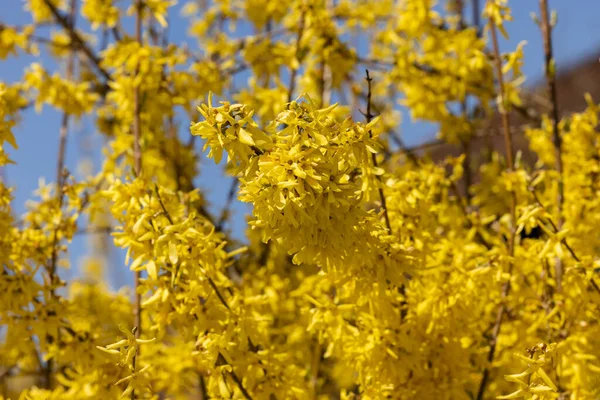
364;70;392;234
154;184;173;225
473;0;481;36
529;189;600;295
320;1;334;107
217;353;253;400
198;374;208;399
42;0;112;82
74;226;113;235
133;1;143;179
457;0;473;204
388;129;419;164
154;187;260;398
356;56;541;127
287;2;306;102
539;0;564;291
132;1;143;397
216;179;238;231
449;181;492;250
45;0;77;388
310;341;322;398
529;191;576;261
476;17;518;400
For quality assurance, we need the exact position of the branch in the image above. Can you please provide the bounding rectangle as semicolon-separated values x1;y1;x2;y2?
449;181;493;250
355;56;541;126
364;70;392;234
529;189;600;295
42;0;111;82
131;1;143;398
153;186;263;399
217;353;253;400
539;0;564;291
216;179;238;231
476;18;518;400
45;0;78;388
472;0;481;36
287;2;306;102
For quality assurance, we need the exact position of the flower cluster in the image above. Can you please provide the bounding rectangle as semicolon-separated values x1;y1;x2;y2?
2;0;600;399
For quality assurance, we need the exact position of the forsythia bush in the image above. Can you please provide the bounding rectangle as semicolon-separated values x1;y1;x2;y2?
1;0;600;399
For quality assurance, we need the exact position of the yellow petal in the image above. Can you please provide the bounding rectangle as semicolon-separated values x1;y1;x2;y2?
238;127;255;146
146;260;158;280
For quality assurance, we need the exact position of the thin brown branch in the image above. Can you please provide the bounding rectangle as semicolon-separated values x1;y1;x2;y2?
356;56;541;127
473;0;481;36
132;1;143;398
153;187;266;366
530;190;577;261
449;181;492;250
198;374;208;400
529;189;600;294
319;56;332;107
42;0;111;82
74;226;113;235
288;3;306;102
206;274;231;311
387;129;419;164
45;0;77;388
217;353;253;400
310;341;322;398
133;3;143;178
490;38;515;170
539;0;564;291
364;70;392;234
111;26;122;42
154;184;174;225
458;0;473;204
216;179;238;231
476;18;517;400
461;138;473;203
156;137;220;228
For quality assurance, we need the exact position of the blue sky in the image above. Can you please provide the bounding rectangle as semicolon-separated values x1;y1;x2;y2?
2;0;599;288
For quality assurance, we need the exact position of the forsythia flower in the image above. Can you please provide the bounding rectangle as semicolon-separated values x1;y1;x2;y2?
3;1;600;399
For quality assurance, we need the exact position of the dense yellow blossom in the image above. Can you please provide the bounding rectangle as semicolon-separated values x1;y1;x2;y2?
1;0;600;399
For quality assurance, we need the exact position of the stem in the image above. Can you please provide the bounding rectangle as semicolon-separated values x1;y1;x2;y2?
319;0;333;107
155;189;260;398
217;353;253;400
318;59;332;108
42;0;111;82
45;0;77;388
530;189;600;295
132;1;143;397
458;0;472;204
450;181;492;250
216;179;238;231
364;70;392;234
133;1;143;179
473;0;481;35
388;129;419;164
287;2;306;102
199;374;208;400
310;341;322;398
476;18;517;400
461;139;473;203
539;0;564;292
